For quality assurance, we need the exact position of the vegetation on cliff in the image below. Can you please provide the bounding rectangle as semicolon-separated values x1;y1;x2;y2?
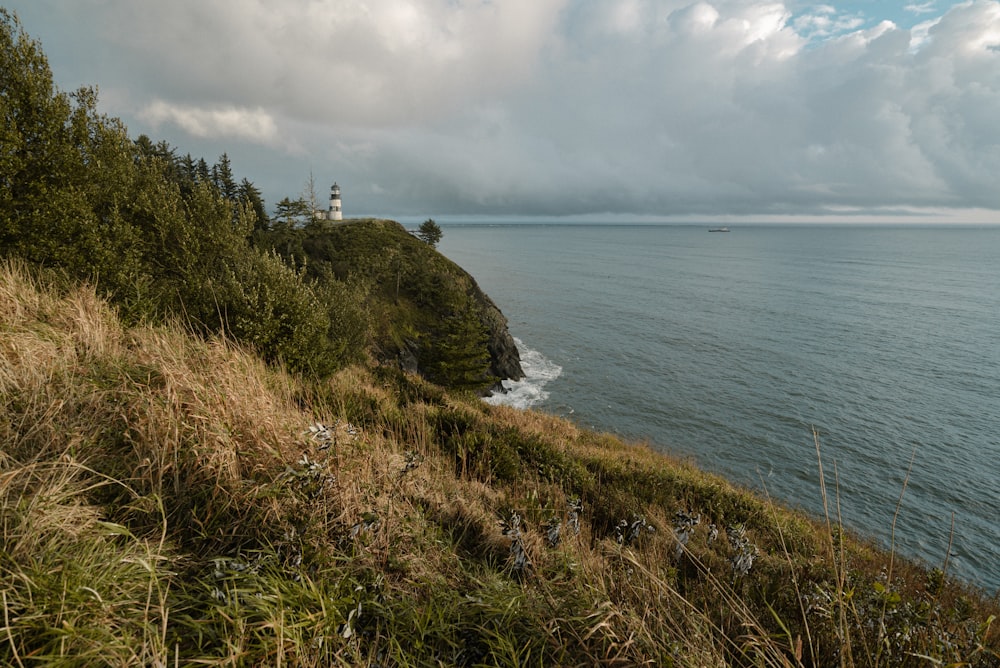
254;217;521;392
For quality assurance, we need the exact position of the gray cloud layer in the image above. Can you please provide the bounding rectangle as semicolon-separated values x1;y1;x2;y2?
10;0;1000;220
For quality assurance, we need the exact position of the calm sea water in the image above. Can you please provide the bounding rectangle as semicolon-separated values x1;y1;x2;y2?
438;223;1000;592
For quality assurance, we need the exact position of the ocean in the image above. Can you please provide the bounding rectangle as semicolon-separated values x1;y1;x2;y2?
437;223;1000;593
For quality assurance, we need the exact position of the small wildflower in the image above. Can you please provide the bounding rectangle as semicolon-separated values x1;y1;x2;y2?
567;498;583;535
499;511;531;572
280;450;335;498
672;510;700;560
615;519;628;545
499;511;522;538
726;524;759;579
543;517;561;547
337;601;363;640
511;540;530;571
305;419;360;452
212;556;252;579
306;422;333;450
616;515;654;547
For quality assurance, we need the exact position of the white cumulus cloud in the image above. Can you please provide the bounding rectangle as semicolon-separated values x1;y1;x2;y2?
139;101;282;147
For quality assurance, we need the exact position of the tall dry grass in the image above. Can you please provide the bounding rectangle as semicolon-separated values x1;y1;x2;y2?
2;259;997;666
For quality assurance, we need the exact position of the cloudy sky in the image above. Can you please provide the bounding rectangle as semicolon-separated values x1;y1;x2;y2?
8;0;1000;222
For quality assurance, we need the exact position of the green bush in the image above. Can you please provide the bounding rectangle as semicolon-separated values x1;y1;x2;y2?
212;250;336;376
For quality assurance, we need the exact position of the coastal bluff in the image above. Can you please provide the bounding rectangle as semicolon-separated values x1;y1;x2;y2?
257;218;523;392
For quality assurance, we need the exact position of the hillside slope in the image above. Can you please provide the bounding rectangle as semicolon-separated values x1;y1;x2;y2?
256;218;523;392
2;260;997;667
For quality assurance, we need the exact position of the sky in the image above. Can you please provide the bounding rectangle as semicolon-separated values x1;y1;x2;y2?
7;0;1000;222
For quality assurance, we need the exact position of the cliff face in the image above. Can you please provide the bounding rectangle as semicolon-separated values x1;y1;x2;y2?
395;275;524;393
468;278;524;386
260;218;523;391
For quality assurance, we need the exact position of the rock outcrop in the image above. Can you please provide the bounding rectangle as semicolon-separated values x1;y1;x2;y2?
468;279;524;387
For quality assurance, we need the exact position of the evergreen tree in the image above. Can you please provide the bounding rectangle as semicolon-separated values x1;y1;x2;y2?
134;135;180;183
417;218;443;247
425;307;496;392
0;10;143;297
196;157;211;184
238;178;268;231
180;153;197;182
212;152;237;201
134;134;156;159
273;196;312;230
178;153;198;197
1;9;73;233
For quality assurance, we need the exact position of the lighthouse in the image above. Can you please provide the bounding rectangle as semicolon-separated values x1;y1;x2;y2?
329;182;342;221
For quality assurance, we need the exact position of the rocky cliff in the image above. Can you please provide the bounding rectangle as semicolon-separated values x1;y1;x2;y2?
467;277;524;388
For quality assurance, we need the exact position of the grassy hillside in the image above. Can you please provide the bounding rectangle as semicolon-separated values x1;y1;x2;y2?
2;260;997;667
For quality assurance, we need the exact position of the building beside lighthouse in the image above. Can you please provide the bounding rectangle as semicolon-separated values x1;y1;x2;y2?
314;182;343;221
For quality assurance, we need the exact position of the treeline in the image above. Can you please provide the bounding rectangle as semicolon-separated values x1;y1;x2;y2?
2;10;397;380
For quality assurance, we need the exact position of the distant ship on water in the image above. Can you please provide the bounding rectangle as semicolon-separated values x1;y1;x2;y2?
708;227;730;232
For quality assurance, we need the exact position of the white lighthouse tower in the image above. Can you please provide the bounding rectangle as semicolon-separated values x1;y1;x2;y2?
329;182;342;221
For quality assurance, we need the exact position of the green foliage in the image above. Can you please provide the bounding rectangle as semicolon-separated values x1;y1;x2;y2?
211;151;237;200
256;219;501;391
238;177;268;231
272;196;313;230
423;308;496;392
0;13;375;378
1;11;145;300
416;218;443;247
210;251;336;374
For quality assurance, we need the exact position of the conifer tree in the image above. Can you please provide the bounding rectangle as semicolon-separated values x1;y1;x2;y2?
212;152;237;201
238;178;268;231
0;10;142;296
273;197;312;230
417;218;443;247
180;153;197;182
425;307;495;392
196;157;211;184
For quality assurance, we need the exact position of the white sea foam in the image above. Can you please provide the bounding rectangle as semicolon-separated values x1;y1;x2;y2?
484;338;561;409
